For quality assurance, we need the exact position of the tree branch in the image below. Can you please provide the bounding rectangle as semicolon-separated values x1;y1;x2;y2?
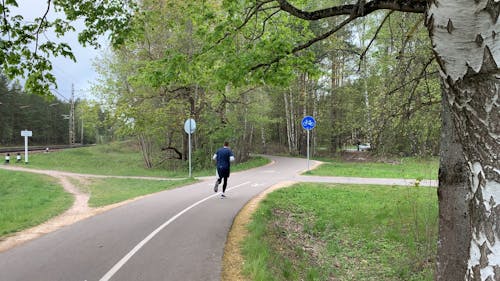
1;0;8;35
34;0;52;56
215;0;275;45
251;14;356;70
246;7;281;41
385;58;437;98
276;0;425;20
251;0;426;71
358;10;394;71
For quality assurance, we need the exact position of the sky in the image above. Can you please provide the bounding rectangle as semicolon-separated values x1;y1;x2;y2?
12;1;105;102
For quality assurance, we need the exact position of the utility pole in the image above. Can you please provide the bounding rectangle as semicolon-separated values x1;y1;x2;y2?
81;115;84;145
69;84;75;146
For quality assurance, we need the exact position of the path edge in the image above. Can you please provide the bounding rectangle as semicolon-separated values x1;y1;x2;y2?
221;180;297;281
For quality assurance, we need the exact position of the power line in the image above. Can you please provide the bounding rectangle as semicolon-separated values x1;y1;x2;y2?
50;88;69;102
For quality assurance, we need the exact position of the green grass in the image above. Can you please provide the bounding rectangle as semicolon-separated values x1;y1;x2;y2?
232;156;270;172
308;157;438;180
84;178;196;207
243;183;437;281
11;142;270;177
0;169;73;237
13;142;182;177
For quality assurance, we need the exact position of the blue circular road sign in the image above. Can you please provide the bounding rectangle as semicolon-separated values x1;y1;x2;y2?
301;116;316;130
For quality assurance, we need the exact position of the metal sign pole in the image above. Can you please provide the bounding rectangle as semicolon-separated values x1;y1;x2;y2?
184;118;196;178
188;123;192;178
21;130;32;164
307;130;310;171
24;135;28;164
301;116;316;172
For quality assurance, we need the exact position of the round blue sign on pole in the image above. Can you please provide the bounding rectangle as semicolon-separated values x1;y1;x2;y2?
301;116;316;130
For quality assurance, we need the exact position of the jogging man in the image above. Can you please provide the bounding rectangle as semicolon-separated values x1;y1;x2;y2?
213;141;235;198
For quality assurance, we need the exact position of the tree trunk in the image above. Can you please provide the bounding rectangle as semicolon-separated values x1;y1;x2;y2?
284;92;293;153
454;74;499;281
138;133;154;168
261;126;267;154
437;85;471;280
427;1;499;280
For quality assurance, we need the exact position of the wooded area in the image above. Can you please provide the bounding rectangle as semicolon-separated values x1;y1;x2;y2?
1;1;498;280
0;77;69;145
0;1;442;164
86;1;441;170
0;76;113;146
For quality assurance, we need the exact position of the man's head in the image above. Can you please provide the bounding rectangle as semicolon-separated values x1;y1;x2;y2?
224;141;229;147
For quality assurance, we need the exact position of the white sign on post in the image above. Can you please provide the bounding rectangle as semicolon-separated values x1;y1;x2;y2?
184;119;196;177
21;130;32;137
20;130;32;164
184;118;196;134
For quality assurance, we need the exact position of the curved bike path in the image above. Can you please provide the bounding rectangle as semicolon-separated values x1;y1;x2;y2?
0;155;436;281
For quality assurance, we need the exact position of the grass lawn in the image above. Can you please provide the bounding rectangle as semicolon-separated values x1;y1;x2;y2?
14;143;185;177
11;142;270;177
243;183;437;281
83;178;196;207
0;169;73;237
308;157;438;180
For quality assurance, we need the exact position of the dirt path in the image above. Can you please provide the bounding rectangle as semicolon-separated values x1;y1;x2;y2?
0;165;179;252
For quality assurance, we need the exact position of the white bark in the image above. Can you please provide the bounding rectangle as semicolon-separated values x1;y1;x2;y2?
290;89;297;152
467;164;500;280
427;0;499;83
284;92;292;152
427;1;499;280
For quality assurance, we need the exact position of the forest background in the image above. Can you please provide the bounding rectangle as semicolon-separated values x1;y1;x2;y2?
0;0;441;170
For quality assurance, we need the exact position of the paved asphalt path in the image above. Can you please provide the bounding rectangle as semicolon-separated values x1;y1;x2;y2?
0;155;436;281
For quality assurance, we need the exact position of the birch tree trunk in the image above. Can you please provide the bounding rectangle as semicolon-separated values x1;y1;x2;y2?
284;92;293;153
437;86;471;280
360;21;374;145
427;1;500;280
138;133;154;168
290;89;298;153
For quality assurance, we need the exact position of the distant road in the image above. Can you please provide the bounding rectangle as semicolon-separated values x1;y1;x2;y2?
0;155;436;281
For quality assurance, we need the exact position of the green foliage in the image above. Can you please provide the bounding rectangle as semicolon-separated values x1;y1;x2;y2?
0;169;72;237
88;0;440;163
243;184;437;280
0;0;135;96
